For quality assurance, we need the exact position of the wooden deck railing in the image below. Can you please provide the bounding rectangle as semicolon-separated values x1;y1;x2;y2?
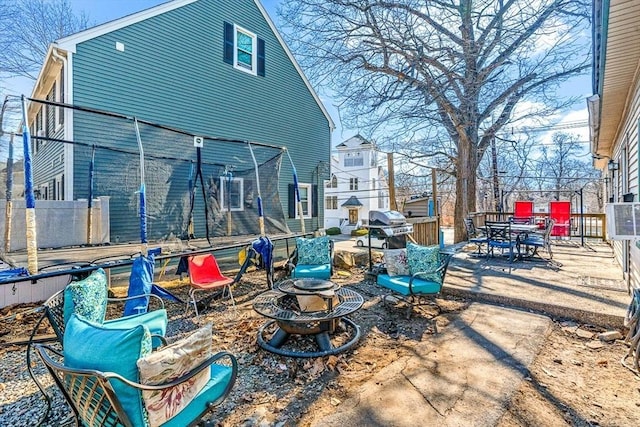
468;212;607;240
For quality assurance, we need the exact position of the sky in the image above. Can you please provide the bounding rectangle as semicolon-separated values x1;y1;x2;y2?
4;0;591;152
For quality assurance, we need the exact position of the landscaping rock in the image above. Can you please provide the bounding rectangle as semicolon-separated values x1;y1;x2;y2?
598;330;623;342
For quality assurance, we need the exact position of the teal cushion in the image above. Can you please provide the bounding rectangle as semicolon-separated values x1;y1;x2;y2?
161;364;234;427
63;268;108;326
406;243;441;283
377;274;441;296
64;314;151;427
104;309;168;349
293;264;331;280
296;236;331;265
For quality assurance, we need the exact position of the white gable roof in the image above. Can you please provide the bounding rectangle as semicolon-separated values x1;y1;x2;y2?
53;0;334;130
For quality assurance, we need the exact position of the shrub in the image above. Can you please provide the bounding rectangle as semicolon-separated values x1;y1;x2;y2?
326;227;341;235
351;228;368;236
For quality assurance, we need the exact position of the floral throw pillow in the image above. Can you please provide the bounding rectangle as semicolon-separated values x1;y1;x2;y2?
384;249;410;276
137;324;213;426
406;243;442;283
296;236;331;265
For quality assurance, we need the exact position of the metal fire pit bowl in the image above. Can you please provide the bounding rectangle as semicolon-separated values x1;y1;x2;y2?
253;279;364;358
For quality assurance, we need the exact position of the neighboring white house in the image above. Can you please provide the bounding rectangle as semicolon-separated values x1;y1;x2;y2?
324;135;389;234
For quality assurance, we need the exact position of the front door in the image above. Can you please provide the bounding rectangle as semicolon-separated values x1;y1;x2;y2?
348;209;358;225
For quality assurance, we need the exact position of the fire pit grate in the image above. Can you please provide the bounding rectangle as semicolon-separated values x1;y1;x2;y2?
253;279;364;358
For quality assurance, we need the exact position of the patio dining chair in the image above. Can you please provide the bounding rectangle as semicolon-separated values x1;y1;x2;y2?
485;221;518;272
521;219;555;260
464;218;488;257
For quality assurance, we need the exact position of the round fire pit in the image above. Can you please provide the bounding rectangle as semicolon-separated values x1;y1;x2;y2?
253;279;364;358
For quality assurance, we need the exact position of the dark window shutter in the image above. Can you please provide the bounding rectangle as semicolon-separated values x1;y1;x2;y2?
288;184;295;218
223;21;234;64
257;38;265;77
312;184;318;217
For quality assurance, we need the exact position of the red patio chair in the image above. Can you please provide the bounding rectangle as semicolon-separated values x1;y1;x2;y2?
187;254;235;316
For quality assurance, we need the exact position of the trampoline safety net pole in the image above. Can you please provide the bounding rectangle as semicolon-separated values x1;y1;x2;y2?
87;145;96;245
21;95;38;274
134;117;148;256
286;149;305;234
248;143;265;236
4;133;14;254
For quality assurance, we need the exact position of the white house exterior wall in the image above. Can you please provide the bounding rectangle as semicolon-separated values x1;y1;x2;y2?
609;73;640;291
323;136;389;233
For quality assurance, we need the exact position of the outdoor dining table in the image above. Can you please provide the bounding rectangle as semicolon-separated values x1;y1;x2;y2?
480;223;541;260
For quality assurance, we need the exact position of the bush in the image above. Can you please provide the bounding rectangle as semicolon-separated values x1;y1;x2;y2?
351;228;368;236
326;227;342;235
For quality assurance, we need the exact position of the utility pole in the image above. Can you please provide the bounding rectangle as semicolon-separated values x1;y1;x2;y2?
491;137;501;213
387;153;397;211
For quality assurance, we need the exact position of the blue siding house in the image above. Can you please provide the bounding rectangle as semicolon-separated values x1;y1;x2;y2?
27;0;334;242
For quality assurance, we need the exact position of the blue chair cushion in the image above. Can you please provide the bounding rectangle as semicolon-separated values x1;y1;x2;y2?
293;264;331;280
377;274;442;296
162;364;234;427
104;309;168;349
63;269;108;326
296;236;331;265
406;243;441;283
64;314;151;427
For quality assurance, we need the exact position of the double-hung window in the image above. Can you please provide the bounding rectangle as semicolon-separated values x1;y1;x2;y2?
297;183;312;218
219;177;244;211
224;22;265;76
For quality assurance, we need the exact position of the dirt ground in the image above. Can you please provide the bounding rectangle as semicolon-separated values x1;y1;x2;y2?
1;266;640;426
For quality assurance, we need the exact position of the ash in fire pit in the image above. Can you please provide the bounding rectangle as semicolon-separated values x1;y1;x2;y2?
253;279;363;358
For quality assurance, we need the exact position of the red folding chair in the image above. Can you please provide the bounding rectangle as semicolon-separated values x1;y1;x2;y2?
187;254;235;316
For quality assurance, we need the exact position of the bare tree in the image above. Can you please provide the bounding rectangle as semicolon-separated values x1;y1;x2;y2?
530;132;599;200
280;0;590;241
0;0;88;80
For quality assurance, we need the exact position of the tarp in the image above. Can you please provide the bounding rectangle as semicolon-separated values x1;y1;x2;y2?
234;236;274;287
124;254;183;316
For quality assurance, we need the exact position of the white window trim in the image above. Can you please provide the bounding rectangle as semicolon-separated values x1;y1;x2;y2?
219;176;244;211
296;182;312;219
55;73;64;131
54;173;64;200
233;24;257;75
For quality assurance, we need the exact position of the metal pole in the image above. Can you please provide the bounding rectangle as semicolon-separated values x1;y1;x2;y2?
579;188;584;247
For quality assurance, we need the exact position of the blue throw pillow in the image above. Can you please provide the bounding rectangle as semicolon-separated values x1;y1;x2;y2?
296;236;331;265
64;314;151;427
63;268;108;326
407;243;441;283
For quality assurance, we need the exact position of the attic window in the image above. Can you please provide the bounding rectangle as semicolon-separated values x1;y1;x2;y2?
224;22;265;76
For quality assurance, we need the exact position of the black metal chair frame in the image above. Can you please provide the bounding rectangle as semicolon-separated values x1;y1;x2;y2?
286;239;335;279
380;252;453;332
464;218;488;256
521;218;556;260
35;344;237;427
26;288;167;425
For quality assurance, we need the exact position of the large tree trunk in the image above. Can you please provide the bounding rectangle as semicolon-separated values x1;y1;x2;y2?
454;139;477;243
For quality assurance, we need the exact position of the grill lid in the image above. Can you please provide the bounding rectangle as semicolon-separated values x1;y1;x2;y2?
369;210;407;226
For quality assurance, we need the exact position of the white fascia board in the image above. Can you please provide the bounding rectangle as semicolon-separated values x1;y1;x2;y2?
253;0;335;131
29;45;55;98
56;0;198;53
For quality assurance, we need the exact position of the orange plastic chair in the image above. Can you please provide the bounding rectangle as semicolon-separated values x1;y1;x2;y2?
187;254;235;316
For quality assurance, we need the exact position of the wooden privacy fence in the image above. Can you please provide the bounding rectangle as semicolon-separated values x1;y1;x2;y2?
469;212;607;240
407;217;440;246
